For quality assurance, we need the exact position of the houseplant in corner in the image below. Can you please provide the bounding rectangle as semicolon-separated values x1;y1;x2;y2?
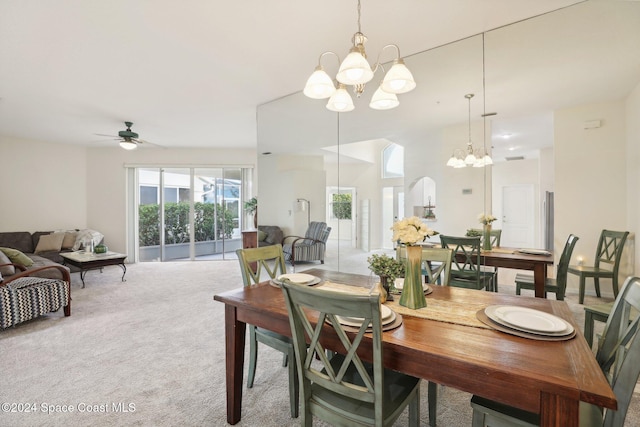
367;253;404;302
392;216;438;309
243;197;258;228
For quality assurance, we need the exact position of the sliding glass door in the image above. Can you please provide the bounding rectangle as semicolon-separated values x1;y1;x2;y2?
135;166;248;262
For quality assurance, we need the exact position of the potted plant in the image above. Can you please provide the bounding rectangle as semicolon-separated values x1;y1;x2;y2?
367;253;405;300
244;197;258;228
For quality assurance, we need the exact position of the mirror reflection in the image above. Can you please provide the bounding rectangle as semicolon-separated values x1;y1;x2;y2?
257;1;640;276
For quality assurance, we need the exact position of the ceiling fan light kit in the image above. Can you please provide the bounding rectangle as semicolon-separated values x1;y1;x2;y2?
303;0;416;112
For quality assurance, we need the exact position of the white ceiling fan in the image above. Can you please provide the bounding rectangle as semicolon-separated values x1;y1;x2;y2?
94;121;161;150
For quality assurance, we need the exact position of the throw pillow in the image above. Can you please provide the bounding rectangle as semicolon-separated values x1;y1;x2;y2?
35;232;65;254
72;229;105;251
62;231;78;249
0;250;15;275
257;230;267;242
0;247;34;267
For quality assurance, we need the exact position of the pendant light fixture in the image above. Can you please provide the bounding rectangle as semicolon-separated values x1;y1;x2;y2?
446;94;493;168
303;0;416;112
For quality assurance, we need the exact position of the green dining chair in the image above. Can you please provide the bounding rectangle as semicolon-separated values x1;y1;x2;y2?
468;228;502;291
568;229;629;304
396;246;453;286
396;245;451;425
236;244;298;418
470;276;640;427
440;235;493;291
515;234;579;301
281;281;422;427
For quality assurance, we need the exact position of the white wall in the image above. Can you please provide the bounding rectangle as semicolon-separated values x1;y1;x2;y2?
1;137;255;255
0;136;87;231
555;99;633;295
626;82;640;278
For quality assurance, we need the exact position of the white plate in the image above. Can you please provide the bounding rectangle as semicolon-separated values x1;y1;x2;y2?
393;278;428;292
273;274;321;286
340;305;393;324
486;305;570;334
337;309;396;328
516;248;552;256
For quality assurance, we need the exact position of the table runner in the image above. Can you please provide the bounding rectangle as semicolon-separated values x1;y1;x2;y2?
318;281;490;330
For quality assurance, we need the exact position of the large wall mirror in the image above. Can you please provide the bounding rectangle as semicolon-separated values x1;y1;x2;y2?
257;1;640;275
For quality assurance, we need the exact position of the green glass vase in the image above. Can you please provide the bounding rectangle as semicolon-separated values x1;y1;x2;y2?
399;245;427;309
482;224;493;251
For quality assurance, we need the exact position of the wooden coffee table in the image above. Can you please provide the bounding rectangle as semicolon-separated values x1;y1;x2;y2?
60;251;127;288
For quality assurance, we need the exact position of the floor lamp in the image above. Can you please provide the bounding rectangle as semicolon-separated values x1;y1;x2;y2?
296;198;310;227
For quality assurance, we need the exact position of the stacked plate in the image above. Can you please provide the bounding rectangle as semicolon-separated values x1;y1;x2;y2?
391;278;432;295
483;305;575;340
516;248;552;256
337;304;396;327
271;273;321;287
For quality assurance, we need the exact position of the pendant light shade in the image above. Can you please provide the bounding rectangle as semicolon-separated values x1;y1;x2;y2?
336;48;374;85
303;66;336;99
303;0;415;112
326;84;355;112
446;93;493;168
369;86;399;110
380;59;416;94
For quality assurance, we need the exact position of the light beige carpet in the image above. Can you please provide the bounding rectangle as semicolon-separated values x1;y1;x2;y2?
0;261;638;426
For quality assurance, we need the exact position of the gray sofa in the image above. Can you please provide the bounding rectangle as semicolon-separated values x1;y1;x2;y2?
0;231;74;280
257;225;284;247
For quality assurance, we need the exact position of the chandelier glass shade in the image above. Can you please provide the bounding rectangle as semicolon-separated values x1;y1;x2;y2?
446;94;493;168
303;0;415;112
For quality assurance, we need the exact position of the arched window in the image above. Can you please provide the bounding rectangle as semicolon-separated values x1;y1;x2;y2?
382;143;404;178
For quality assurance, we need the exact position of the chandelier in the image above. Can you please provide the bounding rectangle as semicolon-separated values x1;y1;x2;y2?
303;0;416;112
446;94;493;168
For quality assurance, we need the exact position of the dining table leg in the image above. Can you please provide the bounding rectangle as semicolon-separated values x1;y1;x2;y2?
533;263;548;298
224;304;246;425
540;392;579;427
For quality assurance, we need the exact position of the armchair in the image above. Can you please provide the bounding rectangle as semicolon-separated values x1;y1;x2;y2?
1;263;71;329
282;221;331;266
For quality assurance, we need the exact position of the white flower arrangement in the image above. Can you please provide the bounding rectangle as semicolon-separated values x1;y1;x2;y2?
391;216;438;246
478;213;497;225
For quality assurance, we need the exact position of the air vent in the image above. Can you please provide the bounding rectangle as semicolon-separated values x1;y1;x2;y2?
505;156;525;161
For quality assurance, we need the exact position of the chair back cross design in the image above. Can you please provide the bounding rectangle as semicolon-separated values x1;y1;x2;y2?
281;282;421;426
237;244;286;285
397;246;453;286
440;235;492;290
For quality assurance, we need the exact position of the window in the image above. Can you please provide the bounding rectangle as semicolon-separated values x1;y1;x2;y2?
331;193;352;220
382;143;404;178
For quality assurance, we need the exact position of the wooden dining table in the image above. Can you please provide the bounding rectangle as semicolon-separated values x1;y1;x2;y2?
214;268;615;426
462;246;554;298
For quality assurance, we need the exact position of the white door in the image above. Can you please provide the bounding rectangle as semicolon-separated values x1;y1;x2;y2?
501;184;534;248
382;186;404;249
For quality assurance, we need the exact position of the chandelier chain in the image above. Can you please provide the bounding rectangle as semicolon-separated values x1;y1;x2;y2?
357;0;362;33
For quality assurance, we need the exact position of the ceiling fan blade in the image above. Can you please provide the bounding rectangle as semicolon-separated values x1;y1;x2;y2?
94;133;118;137
135;139;164;148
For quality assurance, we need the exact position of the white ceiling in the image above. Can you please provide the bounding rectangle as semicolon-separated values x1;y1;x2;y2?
2;0;600;151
